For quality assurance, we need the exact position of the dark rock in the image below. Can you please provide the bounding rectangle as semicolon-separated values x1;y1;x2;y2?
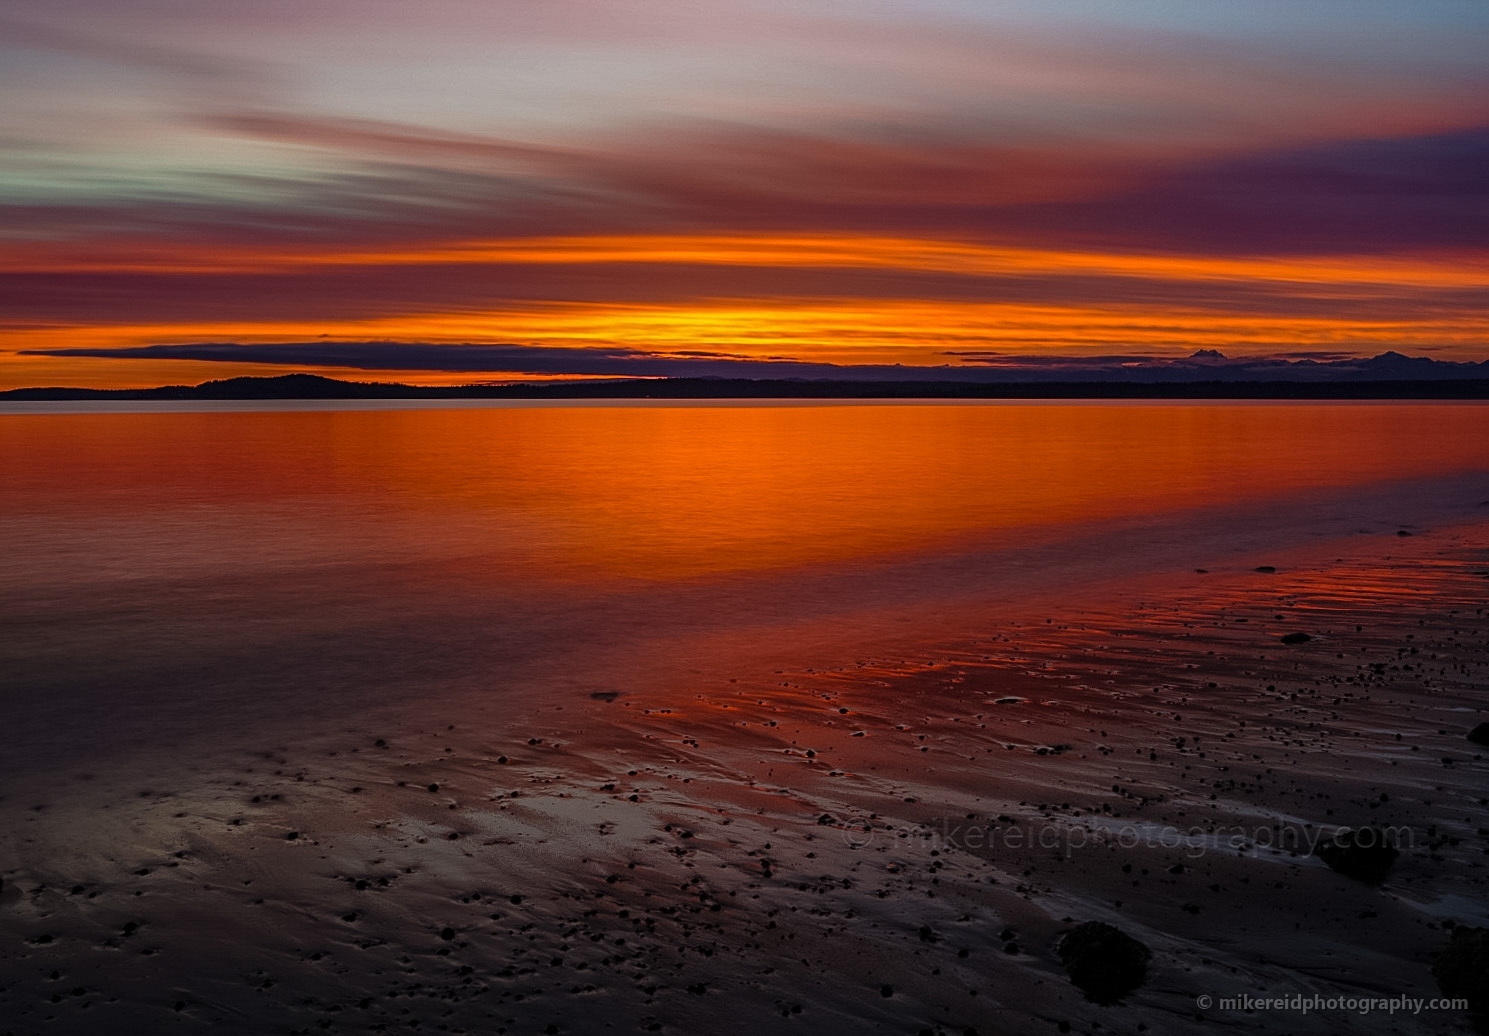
1315;827;1399;884
590;691;620;702
1057;921;1152;1003
1433;927;1489;1029
1279;632;1312;645
1468;723;1489;747
1255;566;1276;573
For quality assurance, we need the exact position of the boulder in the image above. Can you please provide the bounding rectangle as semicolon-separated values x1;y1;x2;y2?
1433;926;1489;1031
1057;921;1151;1003
1315;827;1399;884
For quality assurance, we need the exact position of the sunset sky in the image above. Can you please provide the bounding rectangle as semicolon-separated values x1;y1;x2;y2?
2;0;1487;387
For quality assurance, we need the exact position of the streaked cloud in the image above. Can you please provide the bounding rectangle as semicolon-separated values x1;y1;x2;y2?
2;1;1487;387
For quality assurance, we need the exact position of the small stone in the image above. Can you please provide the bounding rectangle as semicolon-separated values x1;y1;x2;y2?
1468;723;1489;747
1279;632;1312;645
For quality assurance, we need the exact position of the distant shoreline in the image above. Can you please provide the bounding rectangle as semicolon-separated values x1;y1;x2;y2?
6;373;1489;401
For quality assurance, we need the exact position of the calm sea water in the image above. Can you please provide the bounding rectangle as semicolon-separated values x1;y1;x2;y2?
4;401;1488;776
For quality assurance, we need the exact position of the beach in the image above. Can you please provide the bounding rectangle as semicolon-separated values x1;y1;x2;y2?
2;402;1487;1034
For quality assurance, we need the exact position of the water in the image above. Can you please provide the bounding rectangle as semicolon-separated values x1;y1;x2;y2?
4;401;1488;773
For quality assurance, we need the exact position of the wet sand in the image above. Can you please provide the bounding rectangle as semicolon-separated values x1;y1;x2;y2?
3;522;1486;1035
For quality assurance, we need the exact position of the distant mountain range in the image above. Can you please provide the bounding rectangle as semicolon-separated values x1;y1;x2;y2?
5;351;1489;400
947;349;1489;383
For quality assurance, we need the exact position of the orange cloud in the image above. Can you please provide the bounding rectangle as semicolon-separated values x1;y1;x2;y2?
8;292;1489;390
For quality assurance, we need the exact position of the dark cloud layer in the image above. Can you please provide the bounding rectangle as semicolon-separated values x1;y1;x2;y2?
1014;126;1489;254
7;261;1482;330
26;342;873;379
29;341;1489;383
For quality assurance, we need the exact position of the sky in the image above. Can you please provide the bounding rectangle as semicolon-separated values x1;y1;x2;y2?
2;0;1487;387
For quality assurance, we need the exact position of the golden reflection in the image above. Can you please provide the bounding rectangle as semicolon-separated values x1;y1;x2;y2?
6;404;1488;581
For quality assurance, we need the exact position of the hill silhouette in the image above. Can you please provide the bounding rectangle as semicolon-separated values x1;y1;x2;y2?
6;372;1489;401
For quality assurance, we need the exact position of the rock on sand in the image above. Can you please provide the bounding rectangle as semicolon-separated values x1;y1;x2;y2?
1057;921;1152;1004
